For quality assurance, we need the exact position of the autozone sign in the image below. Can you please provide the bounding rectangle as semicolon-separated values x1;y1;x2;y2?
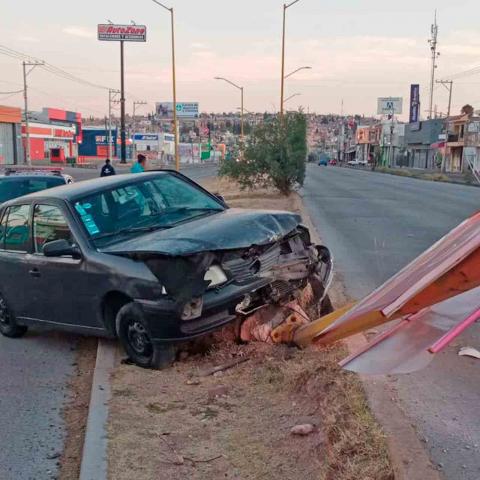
97;24;147;42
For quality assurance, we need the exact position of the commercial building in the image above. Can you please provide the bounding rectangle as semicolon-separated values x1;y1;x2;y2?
0;105;23;165
22;108;82;162
79;126;118;161
403;119;444;169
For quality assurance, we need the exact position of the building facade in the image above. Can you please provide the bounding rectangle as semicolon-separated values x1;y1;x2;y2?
0;105;23;165
403;119;444;169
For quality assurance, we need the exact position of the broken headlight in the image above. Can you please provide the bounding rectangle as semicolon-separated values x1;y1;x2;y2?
204;264;227;287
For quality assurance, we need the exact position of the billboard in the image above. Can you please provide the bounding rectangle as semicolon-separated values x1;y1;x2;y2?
409;84;420;123
377;97;403;115
156;102;199;119
97;24;147;42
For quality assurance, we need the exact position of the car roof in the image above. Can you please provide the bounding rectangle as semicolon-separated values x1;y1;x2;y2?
11;170;174;202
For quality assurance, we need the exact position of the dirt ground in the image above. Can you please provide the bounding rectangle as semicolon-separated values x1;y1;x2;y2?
107;178;393;480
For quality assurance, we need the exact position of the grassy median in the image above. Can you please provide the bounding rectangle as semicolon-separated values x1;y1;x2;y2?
107;178;393;480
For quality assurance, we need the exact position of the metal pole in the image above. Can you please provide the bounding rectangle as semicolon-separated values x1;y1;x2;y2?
240;87;244;141
120;41;126;163
171;8;180;171
447;81;453;117
108;90;112;160
428;11;438;119
280;4;286;117
22;61;31;166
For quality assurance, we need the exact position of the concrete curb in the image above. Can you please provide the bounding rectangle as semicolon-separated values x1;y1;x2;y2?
79;339;117;480
295;191;441;480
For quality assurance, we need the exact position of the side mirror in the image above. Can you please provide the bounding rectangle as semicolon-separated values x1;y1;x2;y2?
43;239;82;259
213;192;226;203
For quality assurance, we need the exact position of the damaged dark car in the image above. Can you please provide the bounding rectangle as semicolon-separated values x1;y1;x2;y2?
0;171;332;368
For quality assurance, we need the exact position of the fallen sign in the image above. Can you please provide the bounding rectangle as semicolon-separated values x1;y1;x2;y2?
273;211;480;375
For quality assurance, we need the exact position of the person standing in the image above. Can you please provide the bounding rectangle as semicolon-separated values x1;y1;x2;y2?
100;158;116;177
131;154;146;173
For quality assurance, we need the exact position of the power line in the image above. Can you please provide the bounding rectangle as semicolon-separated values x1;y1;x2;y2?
0;44;111;91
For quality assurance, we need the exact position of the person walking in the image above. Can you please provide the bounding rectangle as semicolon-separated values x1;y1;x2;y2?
100;158;116;177
131;154;146;173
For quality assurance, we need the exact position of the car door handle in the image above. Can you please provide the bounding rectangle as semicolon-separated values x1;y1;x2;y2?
29;268;41;278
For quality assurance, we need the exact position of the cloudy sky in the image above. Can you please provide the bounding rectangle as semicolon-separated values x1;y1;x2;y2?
1;0;480;119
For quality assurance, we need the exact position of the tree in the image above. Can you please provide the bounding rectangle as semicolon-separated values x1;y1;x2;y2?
219;111;307;195
461;104;474;116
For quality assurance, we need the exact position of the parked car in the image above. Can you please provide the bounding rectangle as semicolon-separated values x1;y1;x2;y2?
347;159;368;166
318;158;328;166
328;159;337;166
0;167;73;205
0;171;332;369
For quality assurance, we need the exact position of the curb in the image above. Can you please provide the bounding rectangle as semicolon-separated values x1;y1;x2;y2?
79;339;117;480
295;191;440;480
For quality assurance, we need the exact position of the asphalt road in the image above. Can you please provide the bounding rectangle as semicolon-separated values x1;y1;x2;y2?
301;164;480;480
0;164;218;480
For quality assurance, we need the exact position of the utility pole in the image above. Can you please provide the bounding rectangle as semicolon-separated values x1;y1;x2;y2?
108;89;120;160
22;60;44;165
436;79;453;117
428;10;440;119
133;100;147;120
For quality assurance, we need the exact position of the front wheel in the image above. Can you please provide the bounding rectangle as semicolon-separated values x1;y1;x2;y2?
116;302;176;369
0;295;28;338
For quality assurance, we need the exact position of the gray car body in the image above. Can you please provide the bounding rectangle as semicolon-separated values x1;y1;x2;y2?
0;171;324;342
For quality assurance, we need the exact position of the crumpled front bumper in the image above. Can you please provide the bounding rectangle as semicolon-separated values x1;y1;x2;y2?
135;277;271;343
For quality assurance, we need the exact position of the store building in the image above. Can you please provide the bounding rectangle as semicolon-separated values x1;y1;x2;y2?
22;108;82;163
79;126;118;161
0;105;23;165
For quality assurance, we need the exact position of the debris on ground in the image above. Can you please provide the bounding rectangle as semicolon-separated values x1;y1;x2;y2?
458;346;480;359
290;424;315;436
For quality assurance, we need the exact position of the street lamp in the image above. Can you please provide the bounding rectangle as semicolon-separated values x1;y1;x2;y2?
214;76;244;141
283;92;301;105
280;0;302;117
284;66;311;79
152;0;180;171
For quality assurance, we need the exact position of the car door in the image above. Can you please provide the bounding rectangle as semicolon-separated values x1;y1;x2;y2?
25;202;100;329
0;204;33;319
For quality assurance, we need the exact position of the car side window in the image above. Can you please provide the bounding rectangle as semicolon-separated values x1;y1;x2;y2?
0;210;7;249
3;204;31;252
33;204;73;254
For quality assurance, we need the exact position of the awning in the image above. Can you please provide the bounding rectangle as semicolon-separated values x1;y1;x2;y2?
430;141;445;149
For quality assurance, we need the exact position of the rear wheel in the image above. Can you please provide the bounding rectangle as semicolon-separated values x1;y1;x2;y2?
116;302;176;369
0;295;28;338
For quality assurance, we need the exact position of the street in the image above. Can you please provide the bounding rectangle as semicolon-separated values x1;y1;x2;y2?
302;164;480;480
0;165;218;480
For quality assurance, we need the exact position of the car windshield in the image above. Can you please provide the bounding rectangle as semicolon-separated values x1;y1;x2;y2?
0;176;65;203
73;173;224;246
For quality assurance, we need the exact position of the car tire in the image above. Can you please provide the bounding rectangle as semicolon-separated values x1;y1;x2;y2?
0;294;28;338
116;302;176;369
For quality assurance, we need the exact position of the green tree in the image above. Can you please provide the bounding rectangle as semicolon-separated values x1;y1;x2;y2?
220;111;307;195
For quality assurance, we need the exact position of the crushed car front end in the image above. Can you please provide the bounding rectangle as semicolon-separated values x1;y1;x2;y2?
112;222;332;343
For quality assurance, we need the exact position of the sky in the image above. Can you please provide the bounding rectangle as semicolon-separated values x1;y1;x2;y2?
1;0;480;119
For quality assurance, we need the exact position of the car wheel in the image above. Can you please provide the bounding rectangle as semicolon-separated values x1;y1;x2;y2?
0;295;28;338
116;302;176;369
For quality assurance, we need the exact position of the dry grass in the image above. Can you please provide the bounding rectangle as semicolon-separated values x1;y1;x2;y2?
107;177;393;480
108;343;392;480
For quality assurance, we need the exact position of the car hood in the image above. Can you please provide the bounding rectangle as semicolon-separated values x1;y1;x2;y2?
100;208;302;257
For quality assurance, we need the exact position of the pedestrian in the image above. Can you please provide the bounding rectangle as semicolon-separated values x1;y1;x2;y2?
131;154;146;173
100;158;116;177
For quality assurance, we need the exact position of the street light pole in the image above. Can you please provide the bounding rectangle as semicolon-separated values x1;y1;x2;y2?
284;66;311;79
152;0;180;171
280;0;302;117
214;76;244;143
283;92;301;105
